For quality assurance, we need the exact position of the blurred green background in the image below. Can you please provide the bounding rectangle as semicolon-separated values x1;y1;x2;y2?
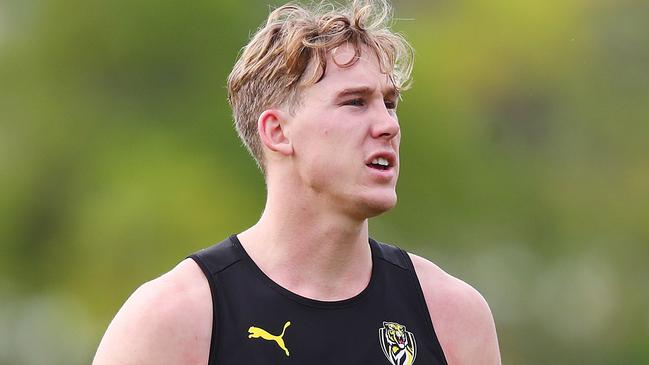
1;0;648;363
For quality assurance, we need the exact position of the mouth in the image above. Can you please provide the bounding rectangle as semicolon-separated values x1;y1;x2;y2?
367;158;391;171
365;152;396;172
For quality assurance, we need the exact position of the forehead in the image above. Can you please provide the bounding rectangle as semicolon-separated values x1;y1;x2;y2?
302;44;395;98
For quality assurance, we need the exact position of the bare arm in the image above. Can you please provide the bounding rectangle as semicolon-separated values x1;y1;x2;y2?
410;253;501;365
93;259;212;365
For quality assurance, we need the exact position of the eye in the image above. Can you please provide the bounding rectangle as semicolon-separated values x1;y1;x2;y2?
384;100;397;110
342;98;365;107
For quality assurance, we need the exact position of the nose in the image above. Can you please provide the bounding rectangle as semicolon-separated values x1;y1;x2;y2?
371;105;400;140
380;116;400;140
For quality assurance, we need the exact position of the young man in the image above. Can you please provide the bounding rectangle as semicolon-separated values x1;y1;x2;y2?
93;1;501;364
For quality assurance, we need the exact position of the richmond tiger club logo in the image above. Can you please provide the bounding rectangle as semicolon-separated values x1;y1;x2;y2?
379;321;417;365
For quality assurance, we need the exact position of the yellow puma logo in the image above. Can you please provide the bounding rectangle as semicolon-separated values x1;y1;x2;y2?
248;321;291;357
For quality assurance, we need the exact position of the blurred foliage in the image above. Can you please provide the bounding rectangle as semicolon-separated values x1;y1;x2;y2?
1;0;648;363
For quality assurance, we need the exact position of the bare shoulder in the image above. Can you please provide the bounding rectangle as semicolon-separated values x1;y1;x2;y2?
93;258;212;365
409;253;501;365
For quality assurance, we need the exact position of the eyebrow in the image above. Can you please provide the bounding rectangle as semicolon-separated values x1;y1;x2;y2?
335;86;399;100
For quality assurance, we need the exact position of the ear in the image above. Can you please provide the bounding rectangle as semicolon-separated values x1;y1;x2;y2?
257;109;293;156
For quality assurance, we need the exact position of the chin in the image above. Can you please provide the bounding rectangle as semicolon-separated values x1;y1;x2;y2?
358;192;398;218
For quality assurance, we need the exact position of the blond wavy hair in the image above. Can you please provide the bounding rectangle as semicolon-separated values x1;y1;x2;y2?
227;0;414;172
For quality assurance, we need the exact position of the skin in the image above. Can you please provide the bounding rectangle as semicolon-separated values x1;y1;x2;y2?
93;44;501;365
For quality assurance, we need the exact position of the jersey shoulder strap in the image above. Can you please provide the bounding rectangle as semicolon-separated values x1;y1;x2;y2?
186;235;242;365
370;237;412;271
188;235;241;276
372;237;448;364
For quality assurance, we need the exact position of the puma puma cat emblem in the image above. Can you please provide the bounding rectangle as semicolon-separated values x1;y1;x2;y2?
248;321;291;356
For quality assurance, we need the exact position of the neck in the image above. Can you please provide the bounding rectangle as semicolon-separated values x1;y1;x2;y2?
237;173;373;301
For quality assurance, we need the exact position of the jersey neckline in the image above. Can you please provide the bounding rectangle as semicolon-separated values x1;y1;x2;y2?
229;234;378;309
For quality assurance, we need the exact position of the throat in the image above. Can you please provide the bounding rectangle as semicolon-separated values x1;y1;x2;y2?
239;231;373;301
276;242;373;301
238;214;373;301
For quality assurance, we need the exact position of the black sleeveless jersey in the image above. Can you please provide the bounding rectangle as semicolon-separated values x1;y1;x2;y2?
189;235;448;365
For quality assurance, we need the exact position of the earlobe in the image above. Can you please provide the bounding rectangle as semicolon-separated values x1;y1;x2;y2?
258;110;293;156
